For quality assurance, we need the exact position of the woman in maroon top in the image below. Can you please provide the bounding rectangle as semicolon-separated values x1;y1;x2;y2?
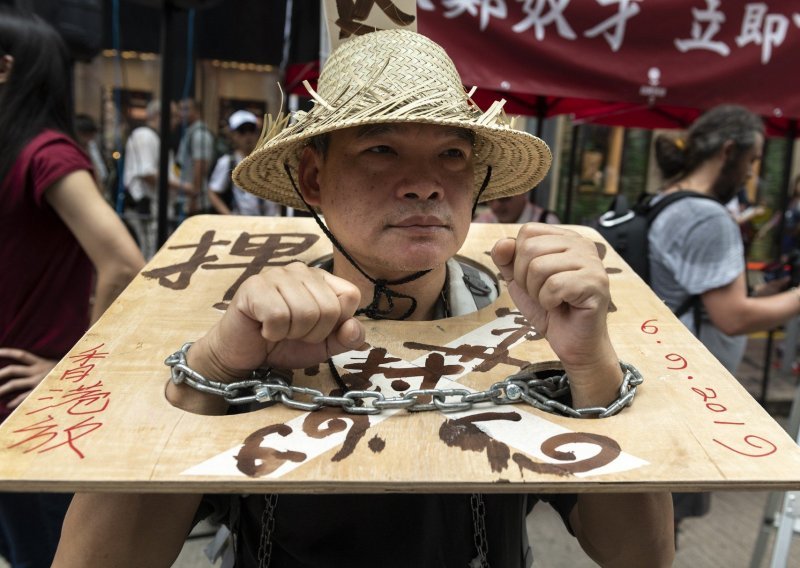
0;8;144;567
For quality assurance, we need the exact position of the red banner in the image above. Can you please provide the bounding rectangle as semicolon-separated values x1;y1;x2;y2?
417;0;800;126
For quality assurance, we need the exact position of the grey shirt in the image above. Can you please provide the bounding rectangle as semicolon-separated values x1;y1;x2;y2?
648;195;746;372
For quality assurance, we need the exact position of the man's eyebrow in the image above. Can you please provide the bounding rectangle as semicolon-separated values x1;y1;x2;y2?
354;124;396;139
354;124;475;143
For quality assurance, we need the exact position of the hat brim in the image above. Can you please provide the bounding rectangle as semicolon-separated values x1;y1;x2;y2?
233;116;552;211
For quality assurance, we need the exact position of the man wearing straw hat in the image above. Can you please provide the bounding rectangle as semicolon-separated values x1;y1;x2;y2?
55;30;673;568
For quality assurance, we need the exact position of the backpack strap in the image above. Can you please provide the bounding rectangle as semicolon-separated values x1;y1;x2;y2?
673;294;703;335
647;191;718;335
459;262;495;309
645;190;718;224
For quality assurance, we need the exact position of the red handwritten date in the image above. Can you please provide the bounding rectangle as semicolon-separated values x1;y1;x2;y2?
640;320;776;458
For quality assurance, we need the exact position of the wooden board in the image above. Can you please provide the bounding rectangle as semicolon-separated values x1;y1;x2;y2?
1;216;799;494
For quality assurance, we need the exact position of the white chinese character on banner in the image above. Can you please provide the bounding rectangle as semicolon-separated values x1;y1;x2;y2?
794;13;800;28
674;0;730;56
442;0;508;31
512;0;577;40
583;0;641;52
735;3;789;64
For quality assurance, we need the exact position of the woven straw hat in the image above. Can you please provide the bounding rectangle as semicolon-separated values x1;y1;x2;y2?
233;29;552;210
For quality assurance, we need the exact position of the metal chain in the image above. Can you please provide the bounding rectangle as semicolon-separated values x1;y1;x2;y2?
470;493;490;568
167;343;644;418
257;494;278;568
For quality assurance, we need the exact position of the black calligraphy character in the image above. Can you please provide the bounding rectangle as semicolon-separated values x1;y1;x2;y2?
439;411;522;472
513;432;622;477
142;230;230;290
302;408;371;462
335;0;415;39
235;424;307;477
203;233;320;310
404;309;538;374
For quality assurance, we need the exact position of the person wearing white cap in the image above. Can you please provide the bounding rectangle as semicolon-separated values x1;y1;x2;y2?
208;110;281;216
54;30;673;568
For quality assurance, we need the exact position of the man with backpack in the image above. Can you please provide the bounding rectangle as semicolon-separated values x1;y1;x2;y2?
647;104;800;537
208;110;280;216
650;105;798;374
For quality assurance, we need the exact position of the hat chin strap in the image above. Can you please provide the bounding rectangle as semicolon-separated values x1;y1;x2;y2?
283;163;492;321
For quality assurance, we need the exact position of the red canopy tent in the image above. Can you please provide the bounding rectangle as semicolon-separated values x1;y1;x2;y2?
289;1;799;133
417;0;799;135
285;1;798;223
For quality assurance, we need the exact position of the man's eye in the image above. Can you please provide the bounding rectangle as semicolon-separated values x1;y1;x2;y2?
442;148;466;159
367;145;394;154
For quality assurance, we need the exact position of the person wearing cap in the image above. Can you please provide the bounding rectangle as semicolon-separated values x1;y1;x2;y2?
54;30;673;568
208;110;281;216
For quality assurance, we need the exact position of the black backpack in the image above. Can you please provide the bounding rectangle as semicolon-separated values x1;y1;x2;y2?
595;190;718;325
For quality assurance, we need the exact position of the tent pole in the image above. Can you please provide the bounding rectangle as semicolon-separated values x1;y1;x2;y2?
156;2;178;250
773;119;798;257
535;96;547;139
563;123;580;224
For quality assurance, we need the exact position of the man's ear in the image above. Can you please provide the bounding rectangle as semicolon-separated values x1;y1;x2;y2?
298;145;323;207
720;139;737;161
0;55;14;84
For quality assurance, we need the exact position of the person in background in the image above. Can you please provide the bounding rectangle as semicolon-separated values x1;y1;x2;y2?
74;113;109;190
474;190;560;223
651;104;800;542
123;99;187;258
0;8;145;567
208;110;281;216
725;185;765;255
175;98;215;216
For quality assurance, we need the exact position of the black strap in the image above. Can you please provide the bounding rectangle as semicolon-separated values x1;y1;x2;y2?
459;262;494;309
651;191;720;336
673;294;702;336
645;190;718;224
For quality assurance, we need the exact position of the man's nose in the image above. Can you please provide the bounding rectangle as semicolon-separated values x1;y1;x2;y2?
397;163;443;201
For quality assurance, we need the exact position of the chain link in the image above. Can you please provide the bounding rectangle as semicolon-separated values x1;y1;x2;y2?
167;343;644;418
257;494;278;568
470;493;490;568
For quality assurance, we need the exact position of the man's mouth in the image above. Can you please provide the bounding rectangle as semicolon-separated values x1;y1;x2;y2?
390;215;448;229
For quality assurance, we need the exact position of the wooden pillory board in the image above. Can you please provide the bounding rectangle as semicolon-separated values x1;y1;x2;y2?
1;216;799;494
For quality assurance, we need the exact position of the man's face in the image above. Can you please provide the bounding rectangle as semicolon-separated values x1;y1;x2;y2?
299;123;475;277
487;194;527;223
712;133;764;203
231;124;259;154
178;100;195;123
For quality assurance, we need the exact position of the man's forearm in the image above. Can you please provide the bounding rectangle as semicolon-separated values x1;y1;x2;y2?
572;492;675;568
53;493;202;568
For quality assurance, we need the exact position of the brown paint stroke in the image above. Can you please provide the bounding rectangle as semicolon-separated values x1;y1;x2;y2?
513;431;622;477
368;435;386;453
235;424;306;478
391;380;409;391
439;411;521;473
302;407;371;462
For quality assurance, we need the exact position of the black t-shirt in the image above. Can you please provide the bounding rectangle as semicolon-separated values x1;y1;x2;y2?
201;491;576;567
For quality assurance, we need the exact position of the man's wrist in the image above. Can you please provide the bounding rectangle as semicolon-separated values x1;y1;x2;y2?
563;351;625;409
165;340;232;415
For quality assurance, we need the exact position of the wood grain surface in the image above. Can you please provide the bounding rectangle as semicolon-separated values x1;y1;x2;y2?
1;216;798;494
